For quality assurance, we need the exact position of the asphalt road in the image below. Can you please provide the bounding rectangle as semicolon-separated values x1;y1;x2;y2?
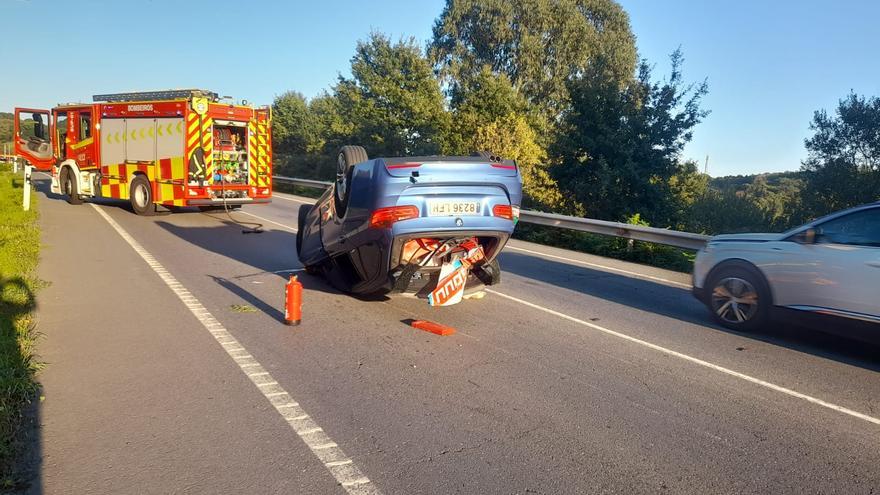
31;177;880;494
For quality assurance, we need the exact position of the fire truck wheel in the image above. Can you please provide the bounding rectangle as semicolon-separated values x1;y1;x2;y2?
130;175;156;216
60;167;83;205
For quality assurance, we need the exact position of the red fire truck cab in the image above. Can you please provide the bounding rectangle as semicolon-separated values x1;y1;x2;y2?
14;89;273;215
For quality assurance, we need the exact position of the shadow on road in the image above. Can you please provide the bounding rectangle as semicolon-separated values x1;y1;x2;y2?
0;276;43;493
153;218;352;320
499;251;880;372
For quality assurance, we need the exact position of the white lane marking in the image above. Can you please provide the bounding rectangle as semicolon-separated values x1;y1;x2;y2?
90;204;381;494
273;192;317;204
238;210;298;232
486;288;880;427
505;245;691;289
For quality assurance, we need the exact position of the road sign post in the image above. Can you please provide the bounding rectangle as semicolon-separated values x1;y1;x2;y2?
23;164;32;211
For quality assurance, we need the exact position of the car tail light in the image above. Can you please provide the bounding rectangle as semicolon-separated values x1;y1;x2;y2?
490;162;517;170
386;162;422;170
492;204;513;220
369;205;419;228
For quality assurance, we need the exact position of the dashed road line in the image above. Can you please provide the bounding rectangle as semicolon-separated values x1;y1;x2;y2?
90;203;381;494
486;288;880;427
504;244;691;288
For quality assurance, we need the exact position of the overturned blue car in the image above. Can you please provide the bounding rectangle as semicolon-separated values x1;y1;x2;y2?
296;146;523;302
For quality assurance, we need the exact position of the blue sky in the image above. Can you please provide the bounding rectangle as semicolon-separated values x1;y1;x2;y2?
2;0;878;177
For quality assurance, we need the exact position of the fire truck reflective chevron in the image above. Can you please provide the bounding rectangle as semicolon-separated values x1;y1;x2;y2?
248;121;258;187
13;89;273;215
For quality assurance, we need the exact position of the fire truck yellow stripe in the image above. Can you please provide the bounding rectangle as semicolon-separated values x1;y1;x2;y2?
70;137;94;150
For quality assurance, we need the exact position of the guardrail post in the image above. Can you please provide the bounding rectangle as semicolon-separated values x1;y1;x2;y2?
12;156;19;174
23;164;32;211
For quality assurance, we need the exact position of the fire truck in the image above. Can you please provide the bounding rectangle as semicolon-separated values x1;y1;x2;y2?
13;89;272;215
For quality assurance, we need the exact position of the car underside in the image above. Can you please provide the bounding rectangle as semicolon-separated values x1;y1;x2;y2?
296;147;522;303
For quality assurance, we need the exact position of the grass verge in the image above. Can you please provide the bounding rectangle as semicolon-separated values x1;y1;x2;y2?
0;163;43;487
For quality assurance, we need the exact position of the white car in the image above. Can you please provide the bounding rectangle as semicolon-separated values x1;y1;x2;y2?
692;202;880;343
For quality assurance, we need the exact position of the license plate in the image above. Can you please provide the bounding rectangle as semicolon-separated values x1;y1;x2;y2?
427;200;480;217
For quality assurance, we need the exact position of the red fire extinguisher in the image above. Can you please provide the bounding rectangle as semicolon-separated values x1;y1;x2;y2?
285;275;302;326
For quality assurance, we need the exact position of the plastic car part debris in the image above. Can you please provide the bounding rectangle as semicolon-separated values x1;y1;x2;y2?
410;320;456;336
428;261;469;306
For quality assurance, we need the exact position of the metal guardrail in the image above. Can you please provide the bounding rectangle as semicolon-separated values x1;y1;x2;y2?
273;175;333;189
272;175;710;250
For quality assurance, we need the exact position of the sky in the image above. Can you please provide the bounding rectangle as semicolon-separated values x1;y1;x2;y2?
1;0;878;177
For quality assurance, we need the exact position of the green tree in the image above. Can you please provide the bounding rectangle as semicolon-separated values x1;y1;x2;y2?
0;113;14;151
687;189;767;235
333;32;449;157
801;92;880;217
551;49;709;224
445;68;563;209
665;160;710;230
272;91;324;156
431;0;637;117
470;113;565;210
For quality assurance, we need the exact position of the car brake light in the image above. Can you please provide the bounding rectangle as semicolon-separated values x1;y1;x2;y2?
492;204;513;220
387;162;422;170
369;205;419;228
490;163;516;170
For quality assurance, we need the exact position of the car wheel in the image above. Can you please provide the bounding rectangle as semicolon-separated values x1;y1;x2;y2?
334;145;368;217
61;167;83;205
130;175;156;216
706;263;771;331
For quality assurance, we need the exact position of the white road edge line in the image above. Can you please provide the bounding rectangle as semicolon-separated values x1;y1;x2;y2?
90;204;381;495
238;210;298;232
486;288;880;427
505;245;691;289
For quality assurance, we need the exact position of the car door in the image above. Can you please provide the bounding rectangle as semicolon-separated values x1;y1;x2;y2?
806;206;880;318
68;108;97;169
13;108;55;170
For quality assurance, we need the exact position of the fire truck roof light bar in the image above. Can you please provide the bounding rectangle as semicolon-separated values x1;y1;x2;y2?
92;89;220;103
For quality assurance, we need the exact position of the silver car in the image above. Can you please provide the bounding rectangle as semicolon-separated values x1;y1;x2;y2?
692;202;880;342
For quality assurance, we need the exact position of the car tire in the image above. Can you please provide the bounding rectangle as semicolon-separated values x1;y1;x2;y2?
705;262;771;332
61;167;83;205
334;145;368;217
130;175;156;216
